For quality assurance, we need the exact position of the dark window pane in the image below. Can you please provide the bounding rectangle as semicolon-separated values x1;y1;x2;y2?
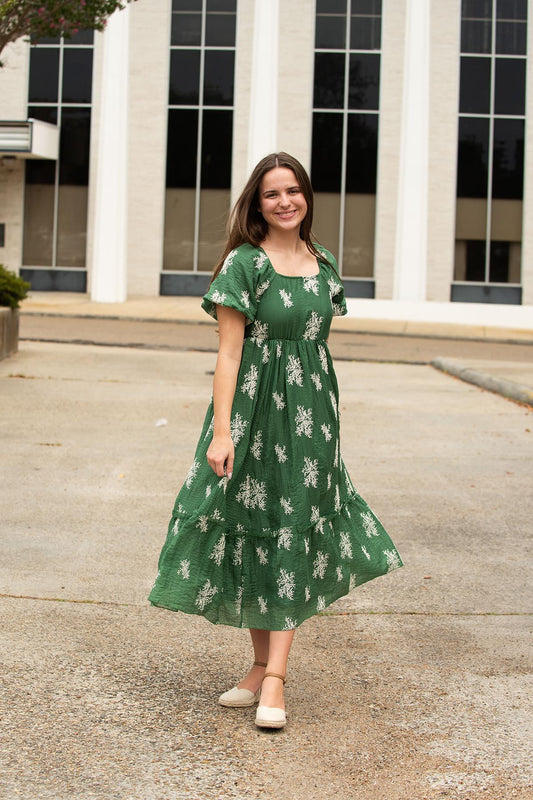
348;54;380;109
31;35;60;44
465;240;487;281
311;113;343;192
350;16;381;49
207;0;236;10
462;0;493;17
28;49;59;103
313;53;345;108
173;0;201;10
203;51;234;105
496;21;527;53
166;109;198;188
461;19;492;52
346;113;378;193
171;13;202;45
205;13;236;46
28;106;58;124
492;118;524;199
489;241;510;281
317;0;347;12
59;108;91;185
315;15;347;49
352;0;382;12
201;110;233;188
496;0;527;19
62;49;93;103
67;30;94;45
457;116;489;197
25;158;56;185
169;50;200;104
459;56;491;113
494;58;526;114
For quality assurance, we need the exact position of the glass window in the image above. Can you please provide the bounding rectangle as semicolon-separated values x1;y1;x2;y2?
459;57;491;113
348;54;380;109
313;53;346;108
203;50;234;105
169;50;201;104
166;110;198;188
461;19;492;52
311;113;343;192
28;105;58;125
496;0;527;19
489;241;511;281
457;117;490;197
28;49;59;103
346;113;378;193
171;13;202;46
201;110;233;188
173;0;202;10
205;12;236;46
207;0;236;10
494;58;526;114
315;15;347;49
495;21;527;53
67;30;94;45
492;118;524;199
463;0;493;16
62;49;93;104
317;0;347;12
350;16;382;50
352;0;382;12
58;108;91;186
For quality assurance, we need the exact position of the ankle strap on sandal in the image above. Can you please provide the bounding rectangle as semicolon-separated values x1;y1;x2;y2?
263;672;286;684
253;660;267;668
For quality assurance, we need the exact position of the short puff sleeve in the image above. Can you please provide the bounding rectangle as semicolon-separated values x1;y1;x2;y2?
202;246;259;323
317;248;347;317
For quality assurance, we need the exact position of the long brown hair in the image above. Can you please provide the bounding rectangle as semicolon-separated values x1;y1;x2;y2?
211;152;333;282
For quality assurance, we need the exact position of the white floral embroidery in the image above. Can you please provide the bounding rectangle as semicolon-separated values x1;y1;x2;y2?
240;289;250;309
210;534;226;566
279;288;293;308
305;586;311;602
230;412;248;445
361;545;371;560
321;423;332;442
327;276;342;299
272;391;286;410
205;485;212;498
327;472;332;490
277;568;296;599
211;290;226;305
384;549;402;572
295;405;314;438
304;537;310;554
185;459;200;488
196;515;209;533
303;311;323;341
329;390;338;419
250;430;263;460
334;484;341;512
283;617;297;630
195;579;218;610
317;596;326;612
277;528;293;550
172;518;179;535
275;443;287;463
340;531;353;560
236;475;267;509
251;319;269;345
349;573;358;591
318;344;329;374
221;249;237;275
280;496;294;515
218;475;228;493
303;275;319;295
313;551;329;579
258;596;268;614
253;251;268;270
241;364;259;398
302;456;319;488
177;559;190;580
235;585;243;614
286;355;304;386
211;507;223;521
332;302;344;316
262;344;270;363
362;511;380;537
310;506;326;534
255;279;270;301
333;441;340;468
311;372;322;391
276;342;282;358
336;566;343;582
256;546;269;565
233;537;243;566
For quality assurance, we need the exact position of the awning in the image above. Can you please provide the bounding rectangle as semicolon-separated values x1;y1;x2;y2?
0;119;59;159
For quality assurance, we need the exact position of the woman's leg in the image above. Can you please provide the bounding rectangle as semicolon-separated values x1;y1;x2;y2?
260;629;295;710
235;628;269;693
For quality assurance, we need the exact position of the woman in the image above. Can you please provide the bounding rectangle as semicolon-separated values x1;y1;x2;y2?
149;153;403;730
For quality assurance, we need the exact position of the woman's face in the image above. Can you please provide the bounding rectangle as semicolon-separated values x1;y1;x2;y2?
258;167;308;234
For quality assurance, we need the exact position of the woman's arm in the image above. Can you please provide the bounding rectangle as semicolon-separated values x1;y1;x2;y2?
206;305;246;479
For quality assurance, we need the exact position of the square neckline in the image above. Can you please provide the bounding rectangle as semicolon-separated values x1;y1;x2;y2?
259;246;321;279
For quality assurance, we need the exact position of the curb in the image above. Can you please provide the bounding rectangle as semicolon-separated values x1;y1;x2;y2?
431;356;533;407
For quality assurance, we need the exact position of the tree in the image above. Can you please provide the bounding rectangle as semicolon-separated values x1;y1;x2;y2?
0;0;136;63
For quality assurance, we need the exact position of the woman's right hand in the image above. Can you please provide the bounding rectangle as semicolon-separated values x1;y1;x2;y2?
207;434;235;479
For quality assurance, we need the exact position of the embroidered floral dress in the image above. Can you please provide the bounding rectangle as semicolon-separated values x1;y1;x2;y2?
148;243;402;630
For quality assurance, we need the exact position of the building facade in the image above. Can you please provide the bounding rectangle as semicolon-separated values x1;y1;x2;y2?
0;0;531;306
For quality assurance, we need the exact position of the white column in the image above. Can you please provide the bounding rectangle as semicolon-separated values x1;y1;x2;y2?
247;0;279;172
90;5;130;302
393;0;430;301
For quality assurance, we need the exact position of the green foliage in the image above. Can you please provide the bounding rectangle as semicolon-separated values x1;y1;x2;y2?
0;0;136;60
0;264;30;308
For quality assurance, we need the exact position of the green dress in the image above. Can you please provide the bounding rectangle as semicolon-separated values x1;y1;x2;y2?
148;243;403;630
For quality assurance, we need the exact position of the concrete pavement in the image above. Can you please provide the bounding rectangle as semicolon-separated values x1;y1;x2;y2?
1;335;532;800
